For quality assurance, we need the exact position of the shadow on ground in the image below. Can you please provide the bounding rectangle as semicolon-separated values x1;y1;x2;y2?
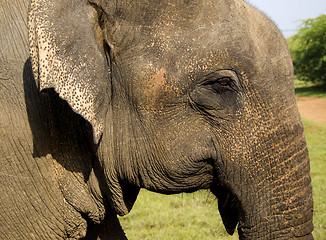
295;85;326;98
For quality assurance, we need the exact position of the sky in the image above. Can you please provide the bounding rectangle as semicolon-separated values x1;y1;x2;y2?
245;0;326;38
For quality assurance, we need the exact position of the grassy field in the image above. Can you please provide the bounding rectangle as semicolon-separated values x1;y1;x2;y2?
294;79;326;98
295;80;326;238
119;190;237;239
304;119;326;239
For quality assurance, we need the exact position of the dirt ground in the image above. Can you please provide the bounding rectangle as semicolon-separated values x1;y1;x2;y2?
296;97;326;124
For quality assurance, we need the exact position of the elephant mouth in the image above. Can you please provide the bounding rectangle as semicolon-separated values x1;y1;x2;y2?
210;179;242;235
208;144;242;235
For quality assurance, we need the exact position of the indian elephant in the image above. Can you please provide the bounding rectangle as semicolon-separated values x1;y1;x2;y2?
0;0;313;239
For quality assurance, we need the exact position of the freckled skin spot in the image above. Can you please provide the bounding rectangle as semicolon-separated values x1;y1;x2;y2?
140;67;168;111
148;67;167;95
140;66;184;111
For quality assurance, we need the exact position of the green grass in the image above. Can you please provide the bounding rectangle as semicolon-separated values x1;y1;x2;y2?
119;106;326;239
119;190;238;239
303;119;326;239
294;79;326;98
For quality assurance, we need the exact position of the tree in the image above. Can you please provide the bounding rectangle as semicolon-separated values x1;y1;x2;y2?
287;15;326;84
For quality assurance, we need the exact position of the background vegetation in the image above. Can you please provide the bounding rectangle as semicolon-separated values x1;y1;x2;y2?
304;120;326;239
287;15;326;85
295;79;326;98
119;190;236;240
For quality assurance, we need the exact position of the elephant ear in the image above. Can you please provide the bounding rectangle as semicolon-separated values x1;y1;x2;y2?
28;0;110;143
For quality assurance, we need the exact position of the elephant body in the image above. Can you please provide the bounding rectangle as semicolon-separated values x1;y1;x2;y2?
1;0;126;239
1;0;313;239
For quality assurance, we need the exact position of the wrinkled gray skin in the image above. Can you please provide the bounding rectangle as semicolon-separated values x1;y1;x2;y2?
0;0;313;239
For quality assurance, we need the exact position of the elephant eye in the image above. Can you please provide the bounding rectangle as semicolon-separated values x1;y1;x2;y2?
188;69;243;119
218;78;230;86
203;77;235;92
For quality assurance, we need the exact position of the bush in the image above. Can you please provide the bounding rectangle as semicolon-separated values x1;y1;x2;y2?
287;15;326;84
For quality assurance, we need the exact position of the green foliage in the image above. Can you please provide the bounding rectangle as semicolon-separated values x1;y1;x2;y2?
287;15;326;84
119;190;238;239
302;119;326;239
294;79;326;98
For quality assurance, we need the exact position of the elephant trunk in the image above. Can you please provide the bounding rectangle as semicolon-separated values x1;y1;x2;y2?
212;111;314;239
238;138;313;239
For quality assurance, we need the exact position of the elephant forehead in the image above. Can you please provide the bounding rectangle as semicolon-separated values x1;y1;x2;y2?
140;11;255;74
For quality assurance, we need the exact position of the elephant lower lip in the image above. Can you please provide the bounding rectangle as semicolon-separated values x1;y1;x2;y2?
210;183;241;236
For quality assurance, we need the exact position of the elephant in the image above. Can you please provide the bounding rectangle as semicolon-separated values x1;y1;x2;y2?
0;0;314;239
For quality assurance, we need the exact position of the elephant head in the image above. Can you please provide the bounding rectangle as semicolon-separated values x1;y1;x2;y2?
28;0;313;238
